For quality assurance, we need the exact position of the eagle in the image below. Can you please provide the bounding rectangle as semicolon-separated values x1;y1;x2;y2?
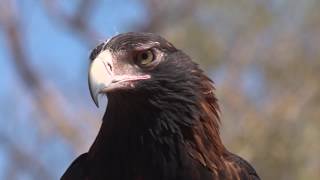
61;32;260;180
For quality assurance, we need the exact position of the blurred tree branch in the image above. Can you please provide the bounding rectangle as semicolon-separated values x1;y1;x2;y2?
0;0;84;148
43;0;101;46
139;0;197;32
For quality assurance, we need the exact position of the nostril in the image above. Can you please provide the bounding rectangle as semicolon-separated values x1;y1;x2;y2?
107;63;112;72
102;61;113;74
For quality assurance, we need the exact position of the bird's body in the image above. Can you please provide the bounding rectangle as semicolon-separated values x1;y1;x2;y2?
62;32;260;180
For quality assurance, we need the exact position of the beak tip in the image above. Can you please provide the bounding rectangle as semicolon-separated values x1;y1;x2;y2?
89;85;100;108
94;96;100;108
91;91;100;108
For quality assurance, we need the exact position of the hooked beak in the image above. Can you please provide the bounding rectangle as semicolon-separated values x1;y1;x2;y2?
88;50;150;107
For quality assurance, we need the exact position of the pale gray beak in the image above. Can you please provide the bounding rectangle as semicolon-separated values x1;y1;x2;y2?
88;50;114;107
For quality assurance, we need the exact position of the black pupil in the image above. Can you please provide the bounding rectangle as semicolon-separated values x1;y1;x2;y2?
141;52;149;60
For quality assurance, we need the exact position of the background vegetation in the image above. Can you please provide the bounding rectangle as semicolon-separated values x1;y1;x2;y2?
0;0;319;179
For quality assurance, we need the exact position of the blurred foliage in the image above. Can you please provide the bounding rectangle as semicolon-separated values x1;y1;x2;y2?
0;0;319;179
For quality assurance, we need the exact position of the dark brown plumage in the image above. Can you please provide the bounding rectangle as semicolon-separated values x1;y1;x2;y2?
61;32;260;180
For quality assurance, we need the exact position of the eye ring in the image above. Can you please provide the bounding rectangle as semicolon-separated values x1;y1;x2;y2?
135;50;154;67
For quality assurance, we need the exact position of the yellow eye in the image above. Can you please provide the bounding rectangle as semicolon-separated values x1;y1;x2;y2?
136;50;154;66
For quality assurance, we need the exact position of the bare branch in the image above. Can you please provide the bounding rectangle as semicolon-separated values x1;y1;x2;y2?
0;0;85;148
138;0;197;32
43;0;102;46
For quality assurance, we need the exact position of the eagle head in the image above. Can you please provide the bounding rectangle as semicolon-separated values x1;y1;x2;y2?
89;32;203;107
